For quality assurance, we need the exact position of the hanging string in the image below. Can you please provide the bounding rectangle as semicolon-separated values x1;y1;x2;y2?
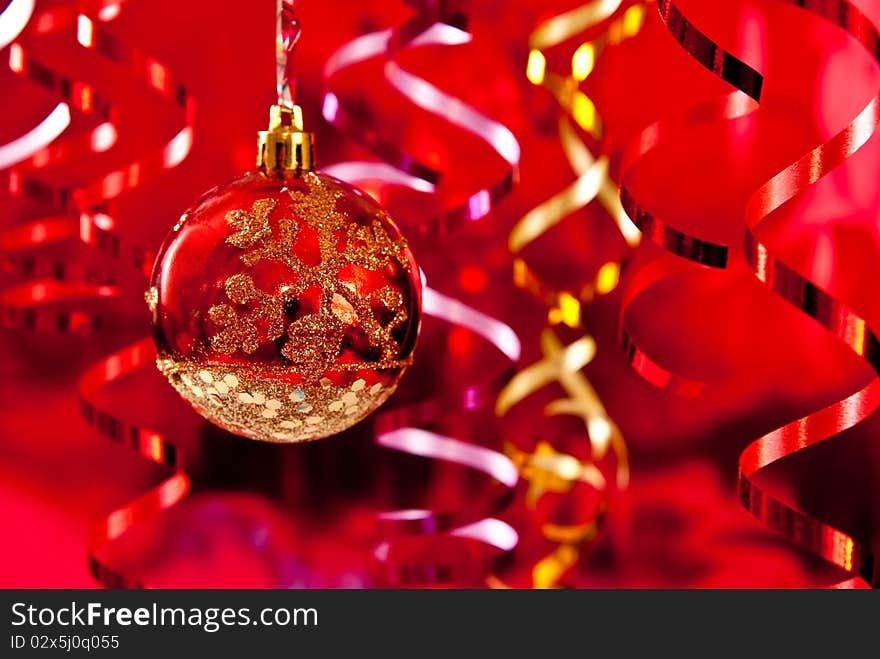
276;0;300;108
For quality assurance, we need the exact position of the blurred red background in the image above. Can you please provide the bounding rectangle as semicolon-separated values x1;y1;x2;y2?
1;0;879;587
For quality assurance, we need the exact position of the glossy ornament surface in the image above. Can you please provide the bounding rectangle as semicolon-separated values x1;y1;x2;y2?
149;171;421;442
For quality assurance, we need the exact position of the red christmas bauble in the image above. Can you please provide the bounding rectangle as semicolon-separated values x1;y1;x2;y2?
148;171;421;442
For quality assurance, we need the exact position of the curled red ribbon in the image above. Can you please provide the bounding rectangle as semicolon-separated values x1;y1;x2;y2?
1;1;194;586
1;0;194;333
619;0;880;587
79;338;189;588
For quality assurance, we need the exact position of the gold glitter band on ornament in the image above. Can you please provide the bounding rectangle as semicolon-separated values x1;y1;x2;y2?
158;359;399;443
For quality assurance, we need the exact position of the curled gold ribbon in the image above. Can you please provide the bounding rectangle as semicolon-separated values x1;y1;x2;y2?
511;1;645;329
493;1;645;587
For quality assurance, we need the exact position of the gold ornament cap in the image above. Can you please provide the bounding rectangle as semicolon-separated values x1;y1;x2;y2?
257;104;315;176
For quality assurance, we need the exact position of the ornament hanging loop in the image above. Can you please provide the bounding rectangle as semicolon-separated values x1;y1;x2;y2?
259;0;314;177
276;0;300;109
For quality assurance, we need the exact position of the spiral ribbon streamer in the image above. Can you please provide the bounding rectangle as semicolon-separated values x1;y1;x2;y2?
486;1;647;586
1;0;194;335
619;0;880;587
322;0;520;240
0;0;195;586
511;0;644;327
79;338;189;588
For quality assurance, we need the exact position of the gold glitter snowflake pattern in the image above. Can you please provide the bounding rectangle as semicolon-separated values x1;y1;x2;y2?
207;174;413;378
208;273;296;354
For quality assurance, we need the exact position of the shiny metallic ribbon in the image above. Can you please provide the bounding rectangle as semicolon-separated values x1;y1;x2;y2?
79;338;190;588
619;0;880;587
511;0;644;328
495;328;628;587
1;0;194;335
322;0;520;240
489;1;645;587
369;283;522;584
0;0;195;586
